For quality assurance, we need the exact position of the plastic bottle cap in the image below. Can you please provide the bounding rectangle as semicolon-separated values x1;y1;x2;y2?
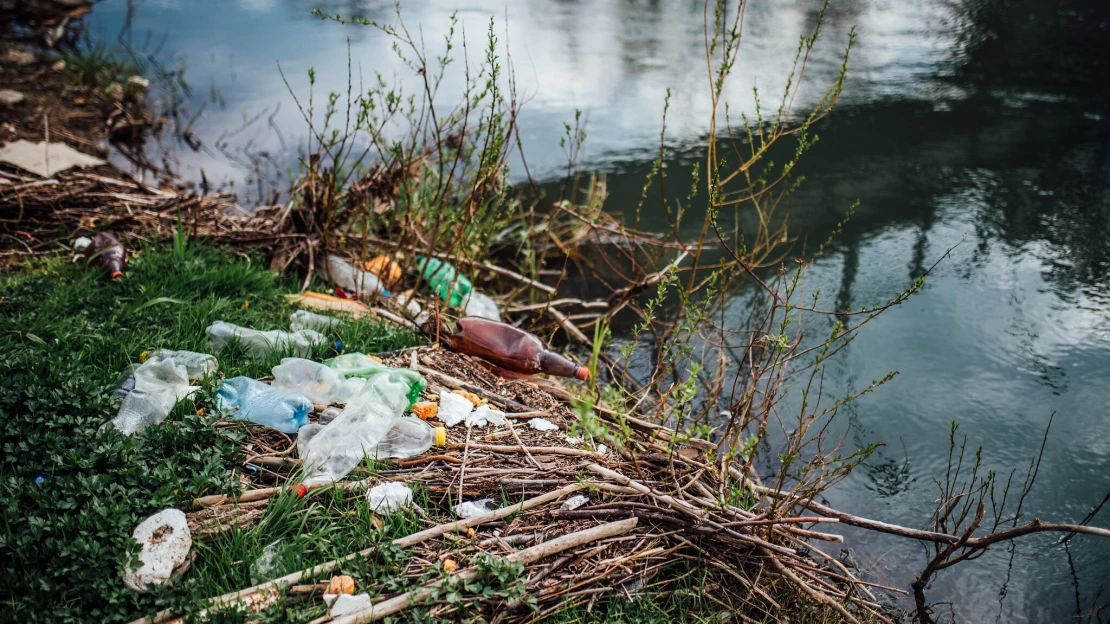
434;426;447;446
295;483;308;498
575;366;590;381
110;271;123;279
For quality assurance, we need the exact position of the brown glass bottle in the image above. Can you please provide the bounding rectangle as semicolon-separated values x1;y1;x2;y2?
451;317;588;380
85;231;126;279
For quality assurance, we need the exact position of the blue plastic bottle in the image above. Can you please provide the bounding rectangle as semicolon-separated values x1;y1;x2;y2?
216;376;313;433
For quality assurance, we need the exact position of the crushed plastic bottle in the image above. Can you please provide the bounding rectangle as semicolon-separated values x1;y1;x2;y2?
108;358;200;435
271;357;354;405
451;317;588;380
206;321;325;358
298;370;439;494
461;290;501;321
415;256;471;307
216;376;313;433
290;309;343;332
319;406;343;424
297;423;324;458
85;231;126;279
142;349;217;380
323;352;391;378
325;254;386;298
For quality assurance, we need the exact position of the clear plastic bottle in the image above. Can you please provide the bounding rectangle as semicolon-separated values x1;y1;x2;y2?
324;254;385;298
108;358;199;435
297;370;434;494
451;317;588;380
85;231;126;279
216;376;313;433
290;309;342;332
415;256;471;307
271;357;350;405
206;321;324;358
143;349;217;380
323;353;391;378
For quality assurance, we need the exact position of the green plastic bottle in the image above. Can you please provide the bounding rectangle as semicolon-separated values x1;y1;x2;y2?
415;256;472;308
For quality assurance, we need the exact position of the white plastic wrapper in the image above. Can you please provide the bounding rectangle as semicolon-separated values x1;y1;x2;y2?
465;404;506;428
123;509;192;593
528;417;559;432
438;391;474;427
561;495;589;511
454;498;498;519
367;482;413;515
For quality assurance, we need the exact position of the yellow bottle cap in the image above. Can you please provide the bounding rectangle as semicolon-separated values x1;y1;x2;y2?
434;426;447;446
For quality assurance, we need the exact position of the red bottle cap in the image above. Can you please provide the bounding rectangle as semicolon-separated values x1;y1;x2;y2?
110;271;123;279
294;483;308;498
575;366;589;381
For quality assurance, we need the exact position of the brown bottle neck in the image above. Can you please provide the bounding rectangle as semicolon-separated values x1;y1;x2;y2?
539;350;581;378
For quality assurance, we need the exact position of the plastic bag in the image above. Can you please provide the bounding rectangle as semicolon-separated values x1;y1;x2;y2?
366;482;413;515
108;358;199;436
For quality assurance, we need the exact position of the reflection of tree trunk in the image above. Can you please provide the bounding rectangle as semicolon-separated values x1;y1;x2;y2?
836;230;859;321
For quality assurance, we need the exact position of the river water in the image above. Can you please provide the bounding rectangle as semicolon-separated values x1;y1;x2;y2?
89;0;1110;620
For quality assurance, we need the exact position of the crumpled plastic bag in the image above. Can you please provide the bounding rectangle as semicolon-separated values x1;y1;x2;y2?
367;482;413;516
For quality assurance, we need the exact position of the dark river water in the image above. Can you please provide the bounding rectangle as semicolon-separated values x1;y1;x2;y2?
89;0;1110;620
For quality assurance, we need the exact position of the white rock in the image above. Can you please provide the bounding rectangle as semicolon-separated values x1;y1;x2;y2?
438;391;474;427
561;495;589;511
454;498;497;519
465;404;506;428
0;89;25;106
367;482;413;515
330;593;372;616
528;417;558;432
123;509;192;593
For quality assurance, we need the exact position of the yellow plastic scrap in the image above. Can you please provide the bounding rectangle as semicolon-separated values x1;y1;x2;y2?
327;575;356;595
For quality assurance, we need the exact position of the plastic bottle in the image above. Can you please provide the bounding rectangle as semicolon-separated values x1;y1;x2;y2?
461;290;501;321
142;349;217;380
415;256;471;307
206;321;324;358
84;231;126;279
290;309;342;332
271;357;358;405
216;376;313;433
450;317;588;380
323;353;392;378
108;358;199;435
325;254;385;298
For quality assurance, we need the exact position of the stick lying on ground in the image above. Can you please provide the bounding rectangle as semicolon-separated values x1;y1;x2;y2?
330;518;640;624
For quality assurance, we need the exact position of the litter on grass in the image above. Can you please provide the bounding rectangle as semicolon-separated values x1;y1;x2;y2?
454;498;497;519
561;495;589;511
437;391;474;427
366;482;413;515
528;417;559;432
465;404;507;428
123;509;192;593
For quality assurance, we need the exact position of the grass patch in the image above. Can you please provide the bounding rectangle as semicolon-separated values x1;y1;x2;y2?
0;242;419;623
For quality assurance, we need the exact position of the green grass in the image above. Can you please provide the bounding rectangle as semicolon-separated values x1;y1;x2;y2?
0;242;420;623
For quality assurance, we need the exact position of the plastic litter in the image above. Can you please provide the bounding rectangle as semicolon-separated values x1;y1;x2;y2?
461;290;501;321
73;236;92;252
290;309;342;332
329;593;372;617
528;417;559;432
395;290;430;325
216;377;313;433
123;509;192;593
411;401;437;420
597;444;609;457
297;423;324;458
143;349;217;380
206;321;325;357
298;370;438;493
319;406;343;424
451;317;589;380
465;404;507;428
565;435;582;445
363;255;402;289
324;352;391;378
287;291;369;317
85;231;126;279
271;357;353;405
0;139;106;177
325;254;386;297
437;391;474;427
454;498;497;519
109;358;199;435
561;495;589;511
415;256;472;307
250;539;287;585
110;363;138;400
367;482;413;515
